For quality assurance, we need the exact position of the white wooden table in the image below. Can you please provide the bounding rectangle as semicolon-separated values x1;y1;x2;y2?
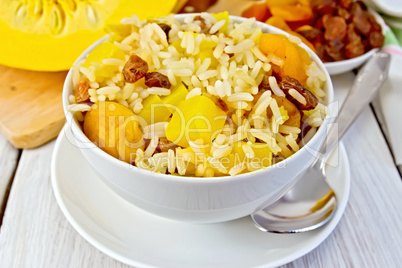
0;71;401;267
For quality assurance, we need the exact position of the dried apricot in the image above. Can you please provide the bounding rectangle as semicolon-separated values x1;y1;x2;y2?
259;33;311;84
84;101;143;161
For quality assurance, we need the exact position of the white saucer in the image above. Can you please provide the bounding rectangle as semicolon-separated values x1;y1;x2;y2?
51;126;350;268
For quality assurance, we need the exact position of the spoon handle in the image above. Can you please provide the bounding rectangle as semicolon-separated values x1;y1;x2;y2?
320;52;391;162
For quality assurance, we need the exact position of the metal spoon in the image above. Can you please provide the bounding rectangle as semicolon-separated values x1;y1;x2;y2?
251;52;391;233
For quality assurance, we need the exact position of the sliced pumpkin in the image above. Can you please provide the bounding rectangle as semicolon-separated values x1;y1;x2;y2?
0;0;177;71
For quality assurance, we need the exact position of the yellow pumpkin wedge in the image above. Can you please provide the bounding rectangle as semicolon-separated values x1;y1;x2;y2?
0;0;177;71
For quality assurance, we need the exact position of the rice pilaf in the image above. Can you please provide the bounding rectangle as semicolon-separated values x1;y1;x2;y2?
68;12;329;177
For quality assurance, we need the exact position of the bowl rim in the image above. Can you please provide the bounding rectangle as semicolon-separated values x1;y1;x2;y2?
63;14;334;183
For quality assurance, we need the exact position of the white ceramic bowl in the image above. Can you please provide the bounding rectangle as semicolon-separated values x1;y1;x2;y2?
324;9;386;76
63;14;334;224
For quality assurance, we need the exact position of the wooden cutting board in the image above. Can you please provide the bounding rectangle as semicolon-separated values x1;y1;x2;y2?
0;0;251;149
0;65;67;149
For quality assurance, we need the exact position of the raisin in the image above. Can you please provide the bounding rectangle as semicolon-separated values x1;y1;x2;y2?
323;15;347;42
216;99;229;112
339;0;353;9
75;80;90;103
258;74;271;91
156;137;178;153
351;2;371;36
369;15;382;32
280;76;318;110
337;7;351;21
345;24;365;58
123;54;148;83
272;154;285;164
369;31;384;48
158;23;171;39
267;95;301;129
296;28;321;42
311;0;337;15
145;72;171;89
193;15;209;33
324;40;345;61
298;120;312;140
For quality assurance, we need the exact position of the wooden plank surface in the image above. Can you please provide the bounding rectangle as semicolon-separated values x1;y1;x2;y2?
281;107;402;268
0;105;400;267
0;140;131;267
0;133;19;222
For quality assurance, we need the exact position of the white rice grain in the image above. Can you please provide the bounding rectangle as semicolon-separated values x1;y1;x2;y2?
196;58;211;76
278;142;293;158
242;143;254;159
144;136;159;158
167;69;177;86
102;58;125;66
269;76;285;97
229;162;245;176
251;46;269;62
215;80;225;98
114;41;132;52
97;86;120;95
300;127;317;147
270;98;284;126
186;87;202;99
278;125;301;134
224;39;254;54
236;70;256;86
245;50;255;69
167;149;176;174
223;80;232;96
152;23;169;47
143;122;168;134
199;70;219;81
254;91;272;115
195;164;206;177
147;87;171;96
207;156;227;173
286;134;300;152
212;145;232;158
140;89;149;100
288;35;302;45
210;19;226;34
227;93;253;102
133;102;143;114
79;67;95;82
67;104;92;112
143;131;166;139
289;88;307;105
173;68;193;77
213;42;226;59
250;60;263;79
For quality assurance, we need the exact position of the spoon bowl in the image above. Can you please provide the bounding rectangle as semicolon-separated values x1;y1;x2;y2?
251;52;391;233
252;160;336;233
